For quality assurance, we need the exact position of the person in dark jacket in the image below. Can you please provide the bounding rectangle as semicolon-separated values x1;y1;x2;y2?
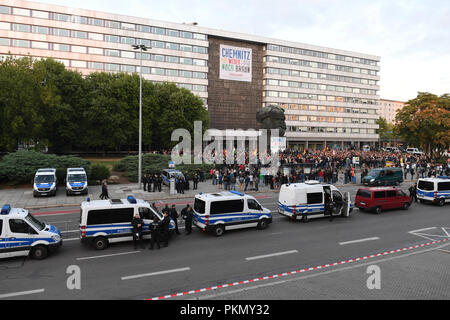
159;211;171;247
182;204;193;235
409;184;417;203
193;174;199;190
157;174;162;192
131;213;145;249
100;180;109;199
149;216;161;250
147;174;153;193
169;204;180;235
143;174;148;192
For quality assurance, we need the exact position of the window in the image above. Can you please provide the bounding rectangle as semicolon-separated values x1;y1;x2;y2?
121;51;135;59
32;26;49;34
12;39;30;48
374;191;385;199
9;219;35;234
72;30;88;39
153;27;165;35
87;209;110;225
105;63;120;72
54;28;70;37
193;33;207;40
71;60;86;68
88;18;103;27
32;41;48;49
89;33;103;41
54;43;70;52
210;200;244;215
180;57;193;65
71;15;87;24
166;69;178;77
54;13;70;22
88;62;103;70
356;189;371;198
166;56;179;64
194;199;205;214
247;199;262;211
166;29;179;37
307;192;323;204
181;31;193;39
0;219;2;235
193;59;206;66
437;182;450;191
139;207;156;220
121;37;135;45
180;44;192;52
105;20;120;29
72;46;87;54
89;47;103;55
121;65;136;73
397;190;406;197
121;22;135;31
138;25;152;33
166;42;179;51
386;190;396;198
0;6;11;14
194;46;207;54
418;181;434;191
13;24;30;32
0;38;10;46
13;8;30;16
152;40;165;49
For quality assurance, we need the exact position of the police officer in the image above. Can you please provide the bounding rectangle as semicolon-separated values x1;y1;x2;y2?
160;210;171;247
149;215;161;250
147;174;153;193
324;193;335;222
162;204;170;216
143;174;148;192
157;174;162;192
131;213;145;249
182;204;193;235
169;204;180;235
409;184;417;203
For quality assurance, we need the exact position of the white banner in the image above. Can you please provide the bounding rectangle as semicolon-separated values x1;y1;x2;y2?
271;137;287;153
219;44;252;82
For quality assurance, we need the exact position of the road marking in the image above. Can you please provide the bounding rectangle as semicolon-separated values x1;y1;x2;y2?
409;227;436;234
61;230;79;234
121;267;190;281
339;237;380;246
76;251;140;261
63;238;79;242
442;227;450;237
147;237;450;300
0;289;45;299
246;250;298;261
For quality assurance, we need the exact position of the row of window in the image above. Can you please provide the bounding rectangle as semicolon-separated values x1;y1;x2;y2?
286;114;377;124
266;65;377;81
266;44;378;67
279;104;377;115
287;126;377;134
264;91;378;105
264;64;377;86
0;36;208;68
265;79;377;96
0;5;208;41
5;22;209;54
266;56;378;76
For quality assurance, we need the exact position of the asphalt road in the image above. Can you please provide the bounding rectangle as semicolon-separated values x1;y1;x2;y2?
0;185;449;300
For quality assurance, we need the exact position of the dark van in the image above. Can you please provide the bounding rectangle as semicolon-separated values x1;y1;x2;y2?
361;167;403;186
355;187;411;214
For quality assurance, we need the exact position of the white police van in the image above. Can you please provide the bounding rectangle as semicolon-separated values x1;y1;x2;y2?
278;181;352;222
161;169;184;186
79;196;175;250
33;168;57;197
0;204;62;259
417;176;450;206
66;168;88;196
193;191;272;236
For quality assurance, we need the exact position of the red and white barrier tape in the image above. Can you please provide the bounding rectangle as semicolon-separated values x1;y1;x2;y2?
147;237;449;300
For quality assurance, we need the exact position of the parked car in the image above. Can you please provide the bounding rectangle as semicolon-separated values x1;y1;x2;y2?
355;187;411;214
361;167;404;186
406;148;424;155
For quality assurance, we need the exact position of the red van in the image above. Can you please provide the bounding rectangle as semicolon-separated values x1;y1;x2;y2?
355;187;411;214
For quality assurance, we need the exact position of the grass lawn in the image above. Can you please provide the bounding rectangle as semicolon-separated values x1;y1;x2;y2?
82;157;122;170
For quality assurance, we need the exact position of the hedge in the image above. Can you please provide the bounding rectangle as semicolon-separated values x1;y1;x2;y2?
0;150;92;185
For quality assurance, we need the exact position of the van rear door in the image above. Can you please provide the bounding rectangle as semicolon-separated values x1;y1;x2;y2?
342;192;351;217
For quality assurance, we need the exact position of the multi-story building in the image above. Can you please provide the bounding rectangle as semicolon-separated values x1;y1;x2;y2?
0;0;381;150
378;99;405;124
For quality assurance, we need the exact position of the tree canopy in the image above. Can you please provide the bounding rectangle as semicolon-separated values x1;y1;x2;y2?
0;56;209;153
395;92;450;156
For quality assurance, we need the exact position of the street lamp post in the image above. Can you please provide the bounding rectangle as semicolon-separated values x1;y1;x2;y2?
132;44;150;189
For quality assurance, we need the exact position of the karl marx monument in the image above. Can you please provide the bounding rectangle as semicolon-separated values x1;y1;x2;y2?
256;104;287;137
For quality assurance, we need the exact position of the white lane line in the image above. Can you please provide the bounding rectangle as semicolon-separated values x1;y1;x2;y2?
246;250;298;261
61;230;79;234
0;289;45;299
409;227;436;234
77;251;140;261
442;227;450;237
339;237;380;246
63;238;79;242
121;267;190;281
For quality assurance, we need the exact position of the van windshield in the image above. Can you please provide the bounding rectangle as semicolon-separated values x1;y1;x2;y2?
25;214;45;231
68;174;87;182
35;175;55;183
367;170;380;177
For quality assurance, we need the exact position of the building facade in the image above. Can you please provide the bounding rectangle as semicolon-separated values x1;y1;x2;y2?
0;0;381;150
378;99;405;124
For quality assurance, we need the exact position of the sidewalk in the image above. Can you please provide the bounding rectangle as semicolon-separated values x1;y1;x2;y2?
0;173;417;210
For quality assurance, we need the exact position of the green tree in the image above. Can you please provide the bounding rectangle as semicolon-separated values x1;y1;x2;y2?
395;92;450;156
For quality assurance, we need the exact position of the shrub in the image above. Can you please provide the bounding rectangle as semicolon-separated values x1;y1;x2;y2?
89;164;110;183
0;150;90;185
